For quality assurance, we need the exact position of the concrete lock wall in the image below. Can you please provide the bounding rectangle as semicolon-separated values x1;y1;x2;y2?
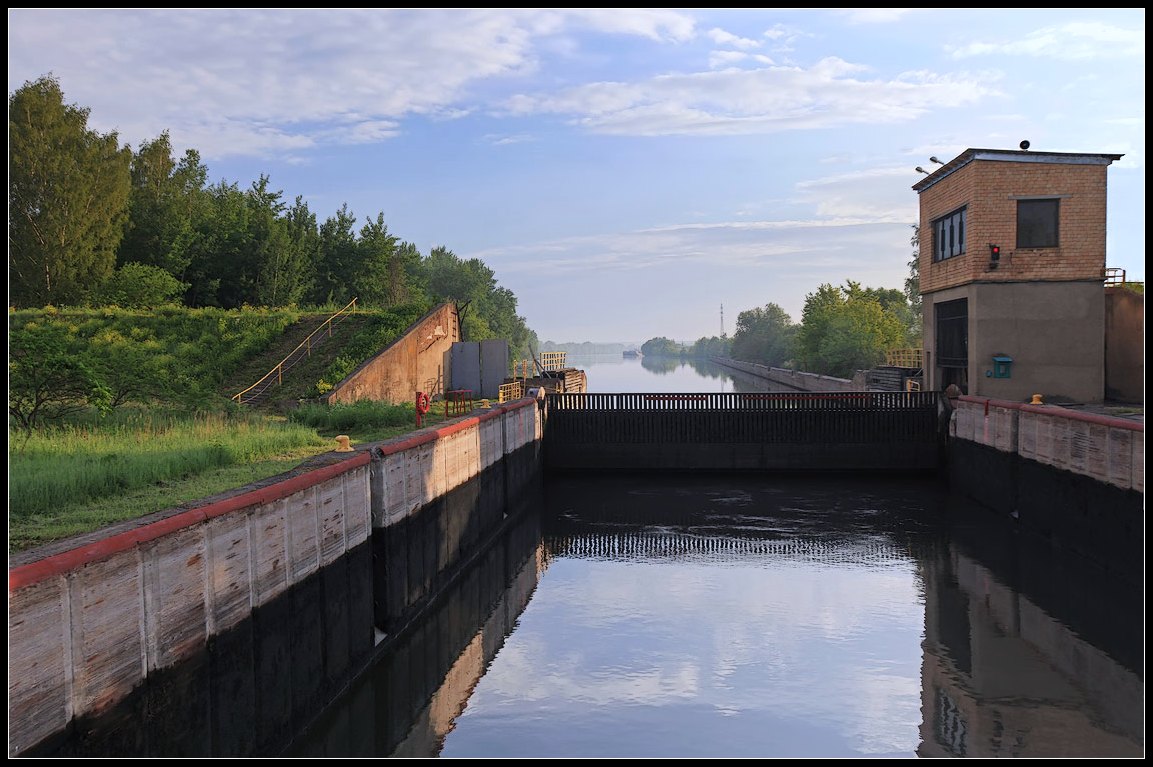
711;357;857;393
947;396;1143;581
325;302;460;405
7;396;545;758
7;456;374;757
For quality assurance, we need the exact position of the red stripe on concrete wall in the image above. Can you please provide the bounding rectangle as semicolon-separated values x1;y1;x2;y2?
9;452;372;591
958;395;1143;431
9;398;540;592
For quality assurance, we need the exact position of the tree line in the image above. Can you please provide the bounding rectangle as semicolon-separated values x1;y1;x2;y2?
641;227;922;379
8;75;537;358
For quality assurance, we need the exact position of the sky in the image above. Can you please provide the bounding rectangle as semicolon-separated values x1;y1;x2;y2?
8;9;1146;345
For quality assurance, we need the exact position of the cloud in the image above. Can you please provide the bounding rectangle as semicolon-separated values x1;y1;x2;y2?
708;27;763;49
7;8;697;159
708;51;777;69
949;21;1144;60
482;213;910;279
505;59;1000;136
562;8;697;42
484;133;537;146
794;166;922;219
833;9;917;24
761;23;806;48
476;164;917;289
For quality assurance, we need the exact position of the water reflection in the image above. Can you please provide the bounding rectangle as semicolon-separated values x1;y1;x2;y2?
638;355;681;374
566;353;787;394
286;473;1142;758
919;499;1144;758
435;475;1140;758
439;475;939;758
288;508;545;757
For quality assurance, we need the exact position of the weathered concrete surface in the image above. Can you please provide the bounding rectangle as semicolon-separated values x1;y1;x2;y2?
7;396;545;758
712;357;857;392
326;302;459;405
951;396;1143;493
947;395;1143;582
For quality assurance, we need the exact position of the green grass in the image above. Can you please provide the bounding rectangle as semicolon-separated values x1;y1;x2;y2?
8;401;473;553
6;401;463;551
290;399;417;433
9;457;324;552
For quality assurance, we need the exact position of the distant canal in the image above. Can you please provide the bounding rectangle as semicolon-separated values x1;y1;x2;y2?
290;355;1143;758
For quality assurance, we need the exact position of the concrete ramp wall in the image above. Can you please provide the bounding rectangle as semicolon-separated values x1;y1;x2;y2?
326;302;460;406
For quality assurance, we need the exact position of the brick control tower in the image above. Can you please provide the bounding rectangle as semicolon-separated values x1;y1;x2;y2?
913;144;1122;403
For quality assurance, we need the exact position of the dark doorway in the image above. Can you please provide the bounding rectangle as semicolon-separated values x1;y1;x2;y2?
935;299;968;394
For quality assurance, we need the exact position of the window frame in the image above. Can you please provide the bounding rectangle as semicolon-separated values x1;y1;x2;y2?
931;206;967;263
1016;198;1059;249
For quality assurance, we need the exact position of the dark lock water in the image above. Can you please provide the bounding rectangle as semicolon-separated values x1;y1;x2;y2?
292;356;1144;758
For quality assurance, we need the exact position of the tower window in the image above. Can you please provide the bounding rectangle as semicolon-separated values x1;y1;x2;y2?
932;207;966;262
1017;198;1059;249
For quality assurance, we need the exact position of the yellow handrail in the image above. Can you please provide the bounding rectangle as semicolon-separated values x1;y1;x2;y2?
539;351;567;371
884;349;923;368
232;298;358;404
512;351;567;379
498;381;524;403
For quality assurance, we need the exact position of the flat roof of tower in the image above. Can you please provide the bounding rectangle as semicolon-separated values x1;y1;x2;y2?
912;148;1124;192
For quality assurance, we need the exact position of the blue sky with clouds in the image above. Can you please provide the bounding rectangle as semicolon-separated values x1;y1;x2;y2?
8;9;1145;344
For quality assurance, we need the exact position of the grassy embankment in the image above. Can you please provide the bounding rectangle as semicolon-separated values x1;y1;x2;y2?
7;402;428;552
8;304;459;553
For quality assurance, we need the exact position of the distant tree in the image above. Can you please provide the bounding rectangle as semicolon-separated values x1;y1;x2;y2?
795;284;843;371
422;247;488;331
310;203;360;306
257;194;318;307
854;281;918;347
95;262;188;309
246;175;287;306
815;298;905;378
419;245;536;361
9;75;132;307
390;241;428;308
640;337;683;357
354;212;400;307
905;224;922;330
730;303;796;367
795;282;907;378
118;131;209;283
180;180;253;307
690;335;732;359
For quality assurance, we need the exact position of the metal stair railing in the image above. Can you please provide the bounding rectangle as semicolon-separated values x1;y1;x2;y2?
883;348;923;368
232;298;358;405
